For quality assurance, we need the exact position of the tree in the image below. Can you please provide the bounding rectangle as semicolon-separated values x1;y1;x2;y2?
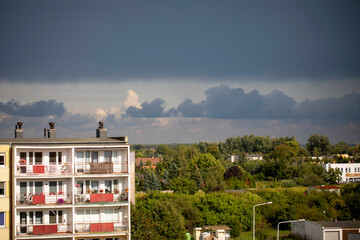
169;177;198;194
306;135;331;156
142;170;161;191
223;165;245;180
168;162;179;179
203;166;225;192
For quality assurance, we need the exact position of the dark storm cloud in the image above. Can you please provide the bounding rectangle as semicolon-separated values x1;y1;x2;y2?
204;86;266;119
294;93;360;120
1;0;360;82
178;99;205;117
124;98;178;118
0;99;65;117
123;86;360;122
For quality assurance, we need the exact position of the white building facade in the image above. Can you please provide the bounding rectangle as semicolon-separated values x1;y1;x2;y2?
8;122;132;240
322;163;360;183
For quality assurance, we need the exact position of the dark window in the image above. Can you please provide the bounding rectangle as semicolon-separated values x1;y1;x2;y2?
49;152;56;164
0;155;4;166
35;152;42;165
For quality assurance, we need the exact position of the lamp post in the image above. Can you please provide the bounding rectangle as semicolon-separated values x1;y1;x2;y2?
253;202;272;240
276;219;305;240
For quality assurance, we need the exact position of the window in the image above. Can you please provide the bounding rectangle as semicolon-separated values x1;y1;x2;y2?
113;180;118;193
49;210;62;224
91;181;99;193
105;181;112;193
0;212;5;227
49;152;56;164
49;181;57;194
0;153;5;166
58;152;62;164
92;152;98;163
112;151;117;162
35;152;42;165
35;211;43;224
349;168;351;173
104;151;112;162
0;182;5;197
35;182;43;194
29;152;33;165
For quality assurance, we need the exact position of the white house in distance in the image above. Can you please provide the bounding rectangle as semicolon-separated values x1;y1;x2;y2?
321;163;360;183
1;121;134;240
292;220;360;240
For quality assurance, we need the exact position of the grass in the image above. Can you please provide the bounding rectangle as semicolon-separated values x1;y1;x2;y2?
232;230;293;240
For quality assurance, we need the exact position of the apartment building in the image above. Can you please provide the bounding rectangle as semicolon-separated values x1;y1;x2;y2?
0;122;133;240
0;143;11;239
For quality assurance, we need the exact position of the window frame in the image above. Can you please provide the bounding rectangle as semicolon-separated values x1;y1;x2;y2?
0;182;5;197
0;212;5;227
0;153;5;167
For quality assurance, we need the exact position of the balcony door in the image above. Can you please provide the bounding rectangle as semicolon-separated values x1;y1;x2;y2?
20;182;27;203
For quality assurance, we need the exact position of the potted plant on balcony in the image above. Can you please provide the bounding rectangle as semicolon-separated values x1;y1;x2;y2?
100;189;104;193
19;159;26;165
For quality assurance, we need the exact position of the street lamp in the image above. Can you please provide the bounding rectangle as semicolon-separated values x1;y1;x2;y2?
253;202;272;240
276;219;305;240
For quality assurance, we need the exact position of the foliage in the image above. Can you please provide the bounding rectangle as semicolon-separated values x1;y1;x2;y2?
169;177;198;194
142;170;161;191
306;135;331;156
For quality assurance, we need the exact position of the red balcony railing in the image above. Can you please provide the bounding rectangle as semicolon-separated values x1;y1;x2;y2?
16;223;72;236
75;221;127;234
75;161;128;174
16;164;72;176
74;190;128;204
16;193;72;205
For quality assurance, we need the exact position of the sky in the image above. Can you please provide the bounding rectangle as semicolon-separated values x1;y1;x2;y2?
0;0;359;145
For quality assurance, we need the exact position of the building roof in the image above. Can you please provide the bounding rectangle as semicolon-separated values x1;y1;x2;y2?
203;225;231;231
135;157;161;166
314;221;360;229
0;137;128;145
313;185;340;189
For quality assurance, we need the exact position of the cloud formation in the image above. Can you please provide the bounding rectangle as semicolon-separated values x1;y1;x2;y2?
123;86;360;123
124;98;178;118
0;99;65;117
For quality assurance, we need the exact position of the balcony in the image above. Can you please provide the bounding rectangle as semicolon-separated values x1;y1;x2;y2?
75;191;128;204
16;164;72;176
75;221;127;234
16;223;72;236
75;161;128;174
16;193;72;205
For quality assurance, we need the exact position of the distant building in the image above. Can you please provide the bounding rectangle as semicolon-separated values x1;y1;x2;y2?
246;154;263;161
135;157;161;168
194;225;231;240
227;155;239;163
322;163;360;183
307;185;341;195
292;220;360;240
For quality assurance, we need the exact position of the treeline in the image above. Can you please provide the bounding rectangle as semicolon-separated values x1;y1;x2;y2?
131;184;360;240
134;135;359;192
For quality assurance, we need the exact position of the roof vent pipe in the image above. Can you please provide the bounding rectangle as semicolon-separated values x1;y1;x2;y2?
15;122;23;138
96;121;107;138
47;122;56;138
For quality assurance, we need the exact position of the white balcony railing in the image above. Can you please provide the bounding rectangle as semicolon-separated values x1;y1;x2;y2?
16;164;72;176
75;161;128;174
75;221;127;234
16;223;72;236
16;193;72;205
74;190;128;204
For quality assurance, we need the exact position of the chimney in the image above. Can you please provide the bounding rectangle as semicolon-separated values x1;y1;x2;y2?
15;122;24;138
96;121;107;138
47;122;56;138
